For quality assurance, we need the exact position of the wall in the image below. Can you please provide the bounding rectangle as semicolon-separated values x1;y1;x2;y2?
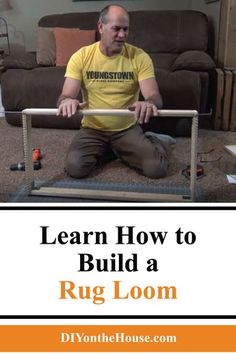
190;0;220;25
3;0;191;53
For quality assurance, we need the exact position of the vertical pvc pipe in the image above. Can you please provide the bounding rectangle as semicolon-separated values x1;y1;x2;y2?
22;113;34;193
190;113;198;201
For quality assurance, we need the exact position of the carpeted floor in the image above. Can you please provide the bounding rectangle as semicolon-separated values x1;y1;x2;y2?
1;117;236;203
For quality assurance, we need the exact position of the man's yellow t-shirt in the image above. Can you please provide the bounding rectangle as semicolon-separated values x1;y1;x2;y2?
65;41;155;131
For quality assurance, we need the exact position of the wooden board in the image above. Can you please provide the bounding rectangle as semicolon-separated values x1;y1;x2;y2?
217;0;236;68
229;70;236;131
217;0;230;67
214;68;225;130
222;70;233;131
226;0;236;67
225;144;236;158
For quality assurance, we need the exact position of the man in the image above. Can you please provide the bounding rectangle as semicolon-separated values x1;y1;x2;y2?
57;4;170;179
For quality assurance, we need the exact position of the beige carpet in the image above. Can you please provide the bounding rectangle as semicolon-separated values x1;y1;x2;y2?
1;117;236;203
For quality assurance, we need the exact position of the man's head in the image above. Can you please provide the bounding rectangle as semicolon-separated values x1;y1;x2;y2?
98;5;130;56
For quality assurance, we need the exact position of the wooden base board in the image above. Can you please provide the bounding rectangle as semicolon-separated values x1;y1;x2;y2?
29;186;192;202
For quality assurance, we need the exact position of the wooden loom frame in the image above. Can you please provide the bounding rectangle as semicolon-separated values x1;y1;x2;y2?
22;108;198;202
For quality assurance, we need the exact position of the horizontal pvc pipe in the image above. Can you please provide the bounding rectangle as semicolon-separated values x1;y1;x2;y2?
22;108;198;118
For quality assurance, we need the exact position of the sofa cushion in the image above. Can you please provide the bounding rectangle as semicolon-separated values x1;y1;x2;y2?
171;50;216;71
155;68;201;110
53;28;96;66
1;67;65;110
2;52;38;69
36;27;56;66
129;10;209;53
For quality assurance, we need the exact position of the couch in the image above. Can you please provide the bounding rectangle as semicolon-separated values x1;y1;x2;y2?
1;10;216;136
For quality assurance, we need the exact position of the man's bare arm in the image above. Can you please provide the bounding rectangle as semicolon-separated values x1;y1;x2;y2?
57;77;87;117
141;78;163;108
130;77;163;124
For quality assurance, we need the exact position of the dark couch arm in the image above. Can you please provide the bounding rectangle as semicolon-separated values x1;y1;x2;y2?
171;50;215;72
2;52;39;70
1;66;82;129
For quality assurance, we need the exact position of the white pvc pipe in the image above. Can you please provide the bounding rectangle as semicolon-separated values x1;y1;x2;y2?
83;109;134;116
22;108;58;115
22;108;198;118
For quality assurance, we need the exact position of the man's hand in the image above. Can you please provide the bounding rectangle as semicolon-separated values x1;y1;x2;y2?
130;101;159;124
57;98;87;118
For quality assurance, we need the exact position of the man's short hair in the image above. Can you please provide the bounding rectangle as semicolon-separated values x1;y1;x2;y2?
99;4;130;24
